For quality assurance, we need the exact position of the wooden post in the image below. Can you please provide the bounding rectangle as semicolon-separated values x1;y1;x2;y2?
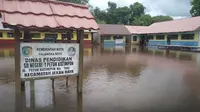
77;93;82;112
66;31;72;86
77;30;84;93
14;27;21;91
14;27;23;112
52;81;56;111
30;80;35;109
21;31;31;89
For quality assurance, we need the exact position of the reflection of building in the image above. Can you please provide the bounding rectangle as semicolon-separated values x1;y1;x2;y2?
84;44;93;56
145;48;197;61
197;54;200;68
100;45;126;54
0;47;14;57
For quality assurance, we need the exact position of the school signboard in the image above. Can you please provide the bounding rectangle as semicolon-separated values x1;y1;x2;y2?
20;43;79;79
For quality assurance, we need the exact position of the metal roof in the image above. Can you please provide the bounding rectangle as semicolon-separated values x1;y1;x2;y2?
125;26;148;34
0;0;99;30
145;16;200;34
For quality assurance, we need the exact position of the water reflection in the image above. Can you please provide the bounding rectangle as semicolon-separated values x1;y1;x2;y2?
13;79;83;112
100;45;126;54
0;47;14;58
0;45;200;112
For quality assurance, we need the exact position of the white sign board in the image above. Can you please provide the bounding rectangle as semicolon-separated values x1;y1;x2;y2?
115;39;123;44
20;43;79;79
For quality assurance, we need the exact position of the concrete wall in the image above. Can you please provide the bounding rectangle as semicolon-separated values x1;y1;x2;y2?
0;30;93;44
103;36;126;45
148;32;199;46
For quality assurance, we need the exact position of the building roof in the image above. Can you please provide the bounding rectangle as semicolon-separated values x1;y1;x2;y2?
99;24;131;36
145;16;200;34
125;26;148;34
0;0;99;30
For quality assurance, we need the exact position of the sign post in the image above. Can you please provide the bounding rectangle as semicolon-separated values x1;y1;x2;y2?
77;30;84;93
14;27;23;112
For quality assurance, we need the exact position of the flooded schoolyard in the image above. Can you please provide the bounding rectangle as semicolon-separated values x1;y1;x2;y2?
0;45;200;112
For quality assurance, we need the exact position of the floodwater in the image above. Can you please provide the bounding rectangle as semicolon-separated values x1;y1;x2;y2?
0;45;200;112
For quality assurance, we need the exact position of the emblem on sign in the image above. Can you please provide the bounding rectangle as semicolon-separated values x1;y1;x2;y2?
22;46;33;57
68;47;76;56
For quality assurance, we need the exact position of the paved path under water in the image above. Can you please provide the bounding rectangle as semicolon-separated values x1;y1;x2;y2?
0;45;200;112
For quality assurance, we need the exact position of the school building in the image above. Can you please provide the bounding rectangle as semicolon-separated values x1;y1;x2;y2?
142;16;200;46
99;16;200;47
0;18;96;44
98;24;131;45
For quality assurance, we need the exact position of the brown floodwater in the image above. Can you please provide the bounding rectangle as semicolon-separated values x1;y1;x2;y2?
0;45;200;112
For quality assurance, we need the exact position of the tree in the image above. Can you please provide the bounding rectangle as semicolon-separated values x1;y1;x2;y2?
132;14;152;26
129;2;146;24
57;0;89;5
130;2;145;17
106;2;118;24
107;1;117;11
92;7;108;24
114;6;131;24
91;1;173;25
190;0;200;16
152;15;173;23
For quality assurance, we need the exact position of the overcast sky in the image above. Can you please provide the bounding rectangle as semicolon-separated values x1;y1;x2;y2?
89;0;191;19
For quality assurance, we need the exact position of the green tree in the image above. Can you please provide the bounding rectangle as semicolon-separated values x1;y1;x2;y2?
57;0;89;5
114;6;131;24
92;7;108;24
129;2;146;24
190;0;200;16
130;2;145;17
107;1;117;11
106;2;118;24
132;14;152;26
106;2;132;24
152;15;173;23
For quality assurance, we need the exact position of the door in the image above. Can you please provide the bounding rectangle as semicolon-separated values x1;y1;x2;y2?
167;37;171;45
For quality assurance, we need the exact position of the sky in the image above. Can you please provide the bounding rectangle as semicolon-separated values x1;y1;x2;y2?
89;0;191;19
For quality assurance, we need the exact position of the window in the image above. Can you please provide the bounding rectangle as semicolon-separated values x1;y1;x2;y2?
61;33;73;39
132;36;137;41
147;35;154;40
167;34;178;40
30;33;41;38
61;33;67;39
114;36;123;40
156;35;165;40
45;34;58;39
181;34;194;40
20;33;23;38
7;32;14;38
7;32;23;38
84;34;89;39
0;32;3;38
103;36;111;40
